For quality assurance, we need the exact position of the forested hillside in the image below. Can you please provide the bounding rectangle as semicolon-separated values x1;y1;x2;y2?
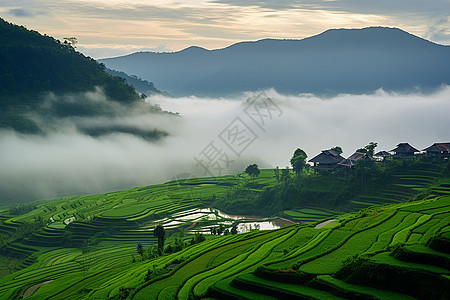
105;69;164;96
0;18;161;133
0;18;138;101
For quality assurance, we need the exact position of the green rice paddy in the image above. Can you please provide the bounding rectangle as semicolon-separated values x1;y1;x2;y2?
0;164;448;299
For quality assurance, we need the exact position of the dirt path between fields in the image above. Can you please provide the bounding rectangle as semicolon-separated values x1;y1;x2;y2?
22;280;53;298
315;219;338;229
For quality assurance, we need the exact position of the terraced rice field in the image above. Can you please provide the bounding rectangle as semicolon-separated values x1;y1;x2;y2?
283;207;339;222
207;195;450;300
349;162;443;209
0;165;449;299
281;162;446;222
0;170;283;298
13;194;445;299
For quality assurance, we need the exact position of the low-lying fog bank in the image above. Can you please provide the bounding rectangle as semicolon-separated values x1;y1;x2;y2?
1;86;449;203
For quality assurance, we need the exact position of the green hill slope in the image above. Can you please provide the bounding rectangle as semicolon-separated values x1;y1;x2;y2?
0;162;448;299
213;159;449;218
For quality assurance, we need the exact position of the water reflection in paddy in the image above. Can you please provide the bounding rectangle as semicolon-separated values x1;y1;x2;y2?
236;218;295;233
171;207;296;234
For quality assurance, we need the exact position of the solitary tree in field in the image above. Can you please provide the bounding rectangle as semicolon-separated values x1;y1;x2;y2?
290;148;307;175
245;164;260;178
153;225;165;255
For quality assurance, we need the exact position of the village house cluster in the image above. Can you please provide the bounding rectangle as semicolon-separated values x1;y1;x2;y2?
309;142;450;172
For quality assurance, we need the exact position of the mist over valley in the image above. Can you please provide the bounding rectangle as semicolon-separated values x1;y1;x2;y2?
1;86;449;203
2;19;449;203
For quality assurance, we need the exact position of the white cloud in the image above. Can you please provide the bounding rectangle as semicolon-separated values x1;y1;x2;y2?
150;87;450;171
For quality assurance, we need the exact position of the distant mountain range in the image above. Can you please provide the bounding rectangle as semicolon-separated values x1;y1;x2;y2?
100;27;450;97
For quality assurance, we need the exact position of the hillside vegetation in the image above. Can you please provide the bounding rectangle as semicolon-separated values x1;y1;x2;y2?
0;18;138;101
0;18;164;134
105;69;164;96
0;159;449;298
213;158;450;218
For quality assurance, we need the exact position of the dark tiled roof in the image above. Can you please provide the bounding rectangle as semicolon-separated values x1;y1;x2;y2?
423;142;450;152
374;151;392;157
338;158;353;167
390;143;419;153
323;149;339;156
338;151;367;167
347;152;366;161
309;150;344;164
423;145;441;152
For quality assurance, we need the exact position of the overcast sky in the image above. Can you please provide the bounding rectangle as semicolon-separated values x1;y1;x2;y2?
1;0;449;58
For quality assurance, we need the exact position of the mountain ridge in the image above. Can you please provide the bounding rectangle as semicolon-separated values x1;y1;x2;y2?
101;27;450;97
112;27;448;57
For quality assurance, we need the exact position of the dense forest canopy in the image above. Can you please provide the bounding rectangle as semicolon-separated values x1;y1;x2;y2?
0;18;151;133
